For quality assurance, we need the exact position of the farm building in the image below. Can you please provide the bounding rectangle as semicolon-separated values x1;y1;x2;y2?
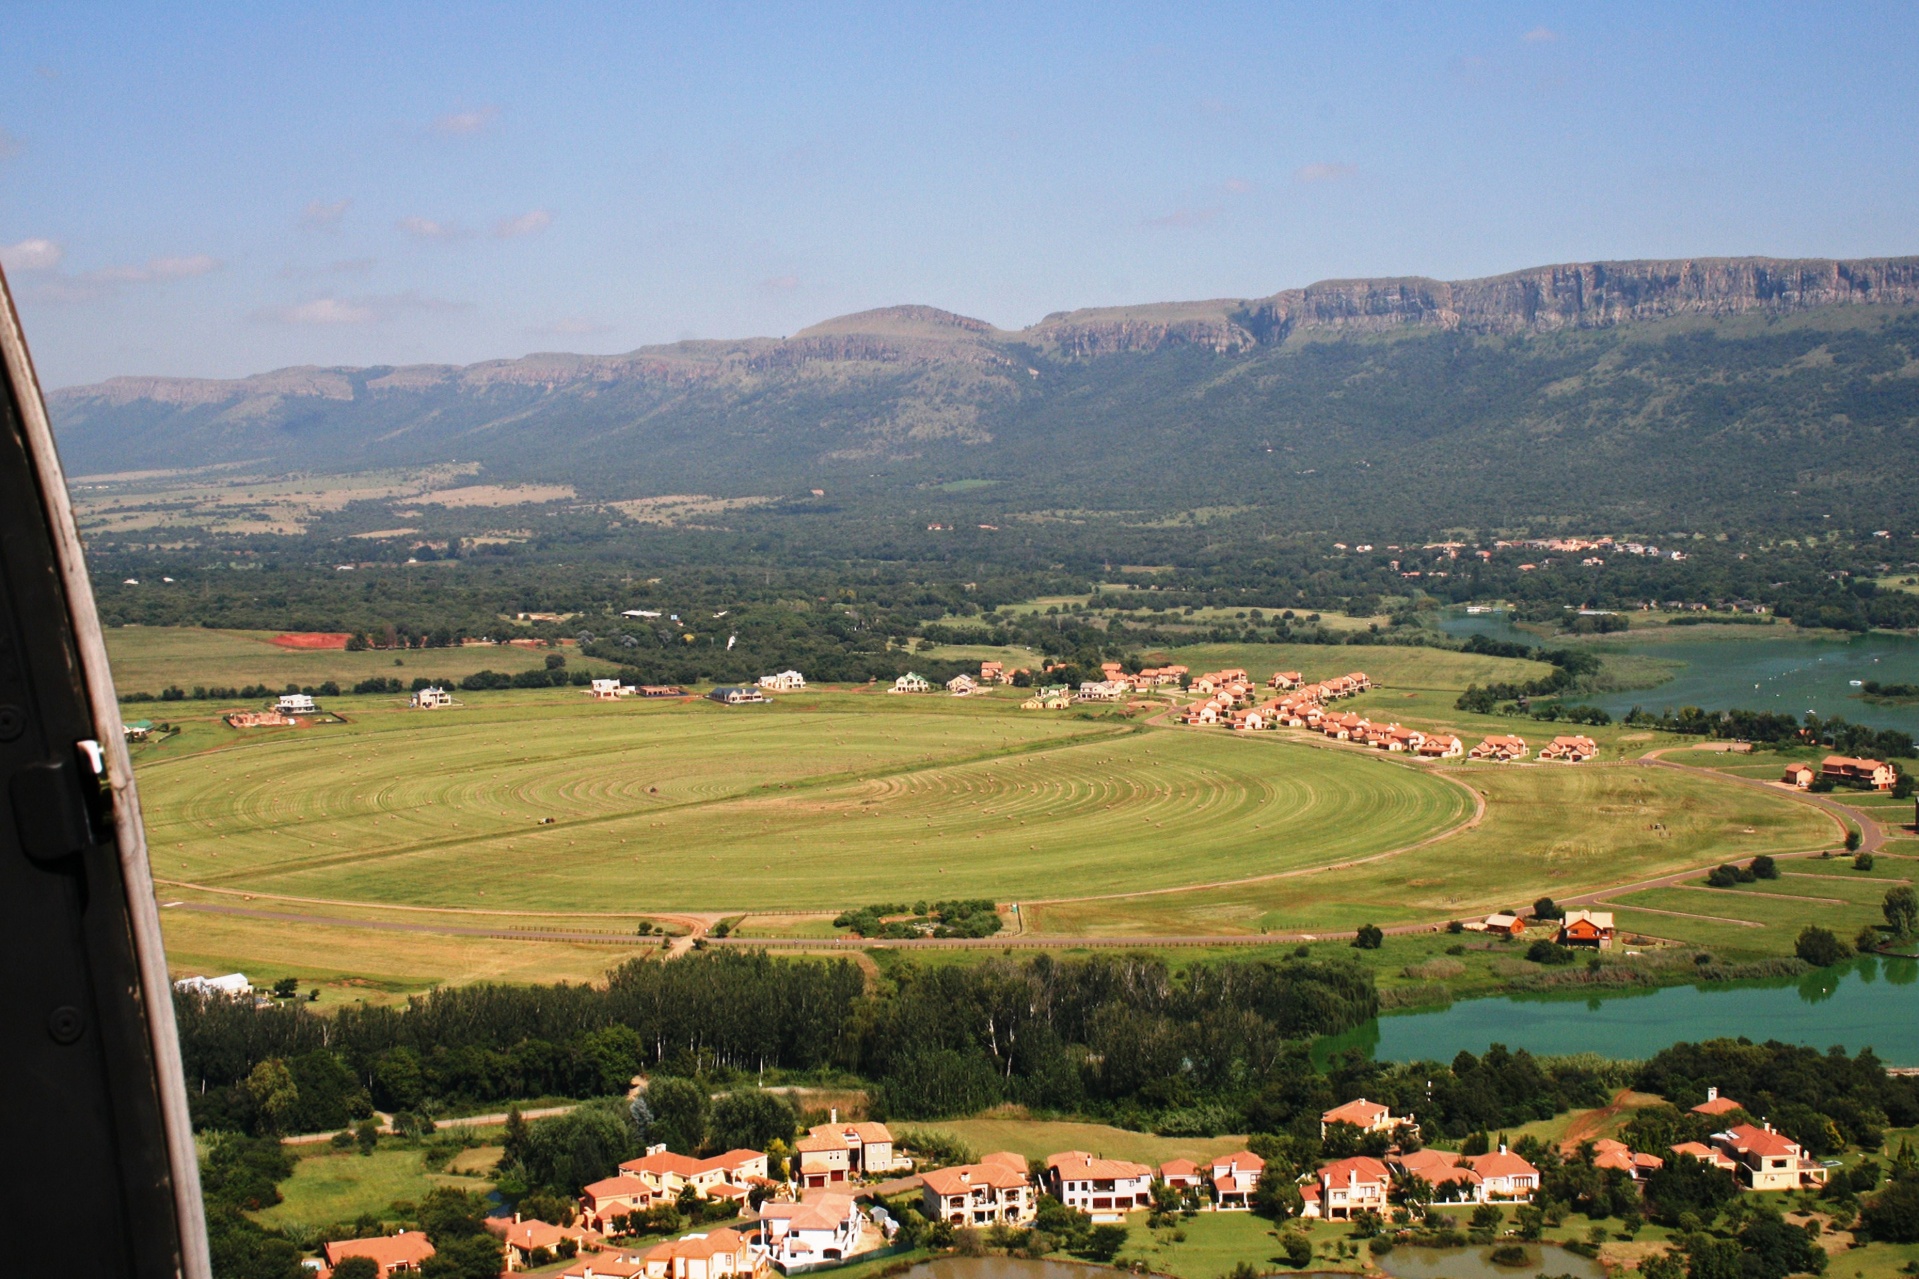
410;686;455;709
123;719;155;740
1466;911;1525;937
1782;763;1815;789
890;672;932;694
706;686;767;705
226;709;293;729
1822;754;1897;790
758;670;806;691
276;693;317;714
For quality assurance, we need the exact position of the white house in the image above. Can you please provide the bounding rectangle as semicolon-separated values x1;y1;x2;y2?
410;686;455;709
890;673;932;694
276;693;317;714
589;678;634;700
1208;1151;1264;1210
173;973;252;998
755;1193;862;1269
758;671;806;692
946;674;978;696
1044;1152;1153;1222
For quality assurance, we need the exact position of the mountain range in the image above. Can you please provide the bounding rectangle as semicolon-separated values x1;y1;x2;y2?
46;256;1919;532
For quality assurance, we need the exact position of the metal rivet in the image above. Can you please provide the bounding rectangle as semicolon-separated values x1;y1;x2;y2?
47;1005;84;1045
0;705;23;741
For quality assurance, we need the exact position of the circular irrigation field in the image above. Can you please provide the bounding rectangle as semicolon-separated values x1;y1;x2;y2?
137;695;1475;914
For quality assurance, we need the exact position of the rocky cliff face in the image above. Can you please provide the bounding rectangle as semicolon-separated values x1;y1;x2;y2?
48;256;1919;417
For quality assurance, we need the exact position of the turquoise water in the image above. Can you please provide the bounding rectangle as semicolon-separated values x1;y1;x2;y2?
1322;956;1919;1065
1436;611;1919;734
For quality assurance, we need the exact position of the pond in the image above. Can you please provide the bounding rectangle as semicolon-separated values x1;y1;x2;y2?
1321;955;1919;1066
1377;1243;1603;1279
893;1261;1130;1279
1436;610;1919;735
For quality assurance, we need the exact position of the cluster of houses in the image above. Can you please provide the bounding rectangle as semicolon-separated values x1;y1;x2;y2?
586;680;684;701
1782;755;1900;791
315;1086;1832;1279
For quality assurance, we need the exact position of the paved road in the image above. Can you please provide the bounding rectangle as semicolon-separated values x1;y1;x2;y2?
282;1104;576;1144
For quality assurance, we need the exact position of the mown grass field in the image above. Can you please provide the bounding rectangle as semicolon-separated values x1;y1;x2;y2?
1024;760;1835;936
136;689;1472;913
910;1114;1247;1166
104;625;579;696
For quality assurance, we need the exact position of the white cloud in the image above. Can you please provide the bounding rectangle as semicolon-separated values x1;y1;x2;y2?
256;291;469;326
265;297;378;325
302;198;351;228
433;106;498;135
1294;162;1356;184
530;317;614;336
398;216;468;240
1143;207;1219;229
2;237;64;271
493;209;552;238
0;128;23;160
760;274;801;292
1521;26;1559;43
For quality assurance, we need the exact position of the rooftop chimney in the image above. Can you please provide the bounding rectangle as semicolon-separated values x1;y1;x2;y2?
1706;1086;1718;1103
1498;1144;1508;1156
831;1107;838;1124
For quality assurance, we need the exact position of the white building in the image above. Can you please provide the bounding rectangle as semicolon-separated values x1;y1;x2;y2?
890;672;932;694
755;1193;862;1269
173;973;252;998
410;686;454;709
276;693;316;714
758;670;807;692
1044;1152;1152;1223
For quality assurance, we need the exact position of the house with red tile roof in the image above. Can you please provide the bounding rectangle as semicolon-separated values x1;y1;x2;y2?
1388;1149;1483;1201
1538;735;1598;762
1320;1098;1400;1137
1588;1138;1663;1180
1465;1146;1541;1200
580;1174;656;1232
754;1191;863;1268
322;1232;436;1277
559;1252;650;1279
1158;1158;1202;1191
1781;763;1815;789
1207;1151;1264;1210
1468;912;1525;938
1710;1124;1829;1190
1310;1156;1391;1219
1670;1141;1739;1172
1270;671;1304;689
637;1227;763;1279
920;1153;1035;1227
801;1117;903;1183
1691;1087;1746;1118
490;1217;605;1272
1468;735;1529;761
1417;734;1464;758
620;1148;768;1200
1044;1151;1154;1222
1823;755;1897;790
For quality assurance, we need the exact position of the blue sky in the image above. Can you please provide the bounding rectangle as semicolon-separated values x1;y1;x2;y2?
2;2;1915;387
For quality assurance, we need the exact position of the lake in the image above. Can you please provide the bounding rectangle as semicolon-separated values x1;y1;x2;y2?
1321;956;1919;1066
1378;1243;1603;1279
1437;610;1919;734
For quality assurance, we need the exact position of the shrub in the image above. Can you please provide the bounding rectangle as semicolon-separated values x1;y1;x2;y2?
1352;923;1384;949
1526;939;1578;965
1749;855;1778;880
1855;851;1876;871
1794;925;1849;968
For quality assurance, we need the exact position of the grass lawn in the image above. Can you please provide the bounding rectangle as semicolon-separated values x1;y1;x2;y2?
135;690;1470;913
104;625;587;697
255;1141;496;1230
911;1114;1248;1167
1123;1209;1355;1277
1027;760;1832;938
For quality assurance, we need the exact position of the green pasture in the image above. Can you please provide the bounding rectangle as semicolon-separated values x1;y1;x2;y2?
104;625;582;697
913;1114;1246;1167
255;1140;497;1231
135;689;1470;912
1606;878;1893;957
1026;760;1835;937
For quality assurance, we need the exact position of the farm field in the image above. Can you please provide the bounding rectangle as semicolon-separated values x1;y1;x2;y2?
1023;759;1836;937
136;688;1472;912
104;625;578;696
